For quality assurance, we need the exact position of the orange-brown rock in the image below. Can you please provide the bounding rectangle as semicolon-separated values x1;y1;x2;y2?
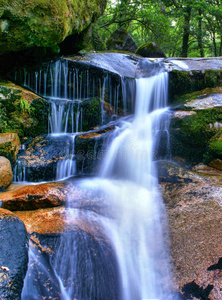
0;181;67;211
209;159;222;171
15;206;107;239
0;156;13;189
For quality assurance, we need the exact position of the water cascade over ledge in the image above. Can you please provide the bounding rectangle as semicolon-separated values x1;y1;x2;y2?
20;57;176;299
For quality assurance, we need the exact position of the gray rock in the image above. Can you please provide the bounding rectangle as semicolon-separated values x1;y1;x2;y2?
0;209;28;299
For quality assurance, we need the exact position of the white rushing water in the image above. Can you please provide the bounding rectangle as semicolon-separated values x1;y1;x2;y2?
80;72;173;300
61;71;173;299
21;68;175;300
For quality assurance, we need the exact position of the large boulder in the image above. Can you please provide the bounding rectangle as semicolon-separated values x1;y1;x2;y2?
0;0;107;55
0;156;13;190
0;133;20;162
159;161;222;299
106;28;137;53
0;208;28;299
169;87;222;165
135;42;166;58
0;181;67;211
0;80;48;140
13;180;120;300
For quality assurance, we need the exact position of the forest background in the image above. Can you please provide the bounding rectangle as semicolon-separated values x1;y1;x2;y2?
95;0;222;57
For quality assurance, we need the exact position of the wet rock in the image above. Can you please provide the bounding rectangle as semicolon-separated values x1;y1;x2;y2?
75;124;115;174
67;52;145;78
135;42;166;58
172;110;196;119
0;133;20;161
14;134;75;182
0;208;28;299
0;181;67;211
159;162;222;299
15;198;120;300
184;92;222;110
155;160;199;184
106;28;137;53
21;228;119;300
0;156;13;190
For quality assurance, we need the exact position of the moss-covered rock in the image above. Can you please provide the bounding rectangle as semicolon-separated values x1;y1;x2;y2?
169;69;222;104
0;0;106;55
170;108;222;164
135;42;166;58
0;80;48;139
106;28;137;53
0;133;20;162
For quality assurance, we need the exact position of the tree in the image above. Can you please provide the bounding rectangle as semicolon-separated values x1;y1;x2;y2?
95;0;222;57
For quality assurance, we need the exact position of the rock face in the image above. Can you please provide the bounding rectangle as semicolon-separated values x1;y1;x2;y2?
0;156;13;190
0;0;107;55
0;208;28;300
158;161;222;299
106;28;137;53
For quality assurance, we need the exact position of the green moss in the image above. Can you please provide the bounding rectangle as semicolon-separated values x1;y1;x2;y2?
135;42;166;58
82;97;102;131
0;83;48;138
170;107;222;164
169;69;222;104
173;87;222;105
208;139;222;158
0;0;106;55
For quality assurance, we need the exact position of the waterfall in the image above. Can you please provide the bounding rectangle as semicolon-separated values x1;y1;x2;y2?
70;72;173;300
56;134;77;180
22;70;174;300
95;72;173;299
19;59;175;299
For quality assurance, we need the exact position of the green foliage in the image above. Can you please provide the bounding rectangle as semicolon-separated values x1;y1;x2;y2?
95;0;222;57
17;98;31;113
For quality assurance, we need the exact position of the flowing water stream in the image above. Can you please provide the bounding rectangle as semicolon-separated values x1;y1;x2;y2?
21;60;175;299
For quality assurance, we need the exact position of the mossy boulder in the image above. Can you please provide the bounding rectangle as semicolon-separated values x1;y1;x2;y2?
170;107;222;164
135;42;166;58
0;80;48;139
0;133;20;162
0;0;106;55
106;28;137;53
168;69;222;104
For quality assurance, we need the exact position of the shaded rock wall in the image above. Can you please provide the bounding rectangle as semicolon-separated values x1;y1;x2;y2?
0;0;107;55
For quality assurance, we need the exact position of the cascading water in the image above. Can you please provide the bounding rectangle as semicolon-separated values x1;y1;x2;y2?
14;59;132;182
20;57;175;299
66;71;173;300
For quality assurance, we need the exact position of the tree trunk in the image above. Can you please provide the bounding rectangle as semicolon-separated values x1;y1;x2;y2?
213;32;217;56
181;7;191;57
219;35;222;56
197;9;204;57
